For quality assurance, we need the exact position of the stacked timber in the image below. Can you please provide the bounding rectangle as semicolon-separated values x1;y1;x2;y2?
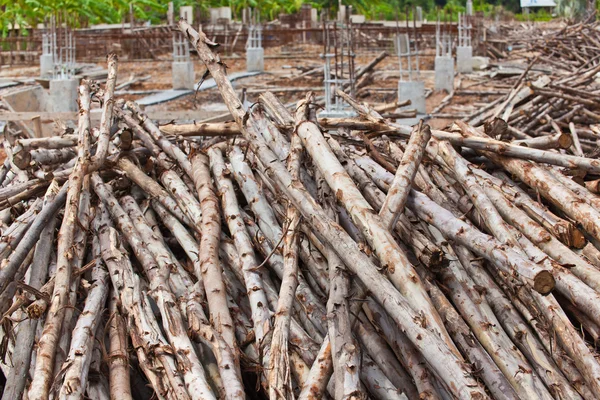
2;20;600;400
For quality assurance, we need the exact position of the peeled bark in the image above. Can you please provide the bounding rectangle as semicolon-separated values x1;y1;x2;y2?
1;183;60;400
29;81;92;400
92;173;216;400
90;53;118;171
0;197;42;259
456;120;600;243
13;148;76;170
435;139;555;293
426;228;553;400
107;292;132;400
190;152;238;353
482;170;584;249
96;208;189;399
208;146;272;384
116;157;190;226
295;102;458;359
362;298;441;400
178;20;488;399
124;195;245;400
379;123;431;230
16;135;78;150
355;317;417;399
513;132;573;149
405;189;554;294
128;101;193;178
57;261;109;400
228;146;328;333
160;169;202;228
475;171;600;293
0;181;67;296
298;337;332;400
421;274;520;400
360;353;407;400
269;130;303;400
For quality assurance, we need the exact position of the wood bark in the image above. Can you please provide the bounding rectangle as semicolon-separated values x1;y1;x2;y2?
379;122;431;230
179;20;488;399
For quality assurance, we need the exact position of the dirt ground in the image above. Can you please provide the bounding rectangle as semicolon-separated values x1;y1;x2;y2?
0;42;500;142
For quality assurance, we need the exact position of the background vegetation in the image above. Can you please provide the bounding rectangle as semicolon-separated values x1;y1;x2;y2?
0;0;595;34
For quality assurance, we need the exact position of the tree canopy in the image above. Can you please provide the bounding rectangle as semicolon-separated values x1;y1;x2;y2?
0;0;594;34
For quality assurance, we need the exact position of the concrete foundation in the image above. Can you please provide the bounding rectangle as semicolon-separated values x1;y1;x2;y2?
210;7;232;24
395;114;426;125
472;56;490;70
457;46;473;74
172;61;195;90
40;54;54;78
246;48;264;73
434;56;454;93
179;6;193;24
398;81;426;114
318;110;357;119
49;78;79;113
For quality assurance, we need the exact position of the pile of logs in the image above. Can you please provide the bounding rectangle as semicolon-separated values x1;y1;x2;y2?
3;20;600;400
522;20;600;71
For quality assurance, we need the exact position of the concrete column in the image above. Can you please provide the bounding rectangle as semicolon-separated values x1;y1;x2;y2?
172;61;195;90
40;55;54;77
246;48;264;73
457;46;473;74
416;6;423;22
49;78;79;112
167;2;174;25
398;81;426;114
180;6;193;25
435;56;454;93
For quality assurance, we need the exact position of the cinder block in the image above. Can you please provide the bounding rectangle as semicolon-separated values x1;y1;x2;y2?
472;56;490;70
434;56;454;93
40;54;54;77
398;80;426;114
49;78;78;112
318;110;357;118
457;46;473;74
172;61;195;90
246;48;264;73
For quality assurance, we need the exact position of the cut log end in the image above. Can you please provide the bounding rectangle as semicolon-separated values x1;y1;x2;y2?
571;229;587;249
533;270;556;295
558;133;574;149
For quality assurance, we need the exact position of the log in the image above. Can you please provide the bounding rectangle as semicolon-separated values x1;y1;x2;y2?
179;20;488;399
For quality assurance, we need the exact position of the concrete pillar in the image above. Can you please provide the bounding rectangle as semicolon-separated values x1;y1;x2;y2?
167;2;174;25
172;61;195;90
435;56;454;93
180;6;193;25
246;47;264;72
311;8;318;24
49;78;79;112
466;0;474;16
398;81;426;114
40;54;54;77
457;46;473;74
416;6;423;22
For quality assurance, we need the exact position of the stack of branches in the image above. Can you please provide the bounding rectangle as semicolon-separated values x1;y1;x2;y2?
462;21;600;193
522;20;600;73
3;21;600;400
454;19;600;127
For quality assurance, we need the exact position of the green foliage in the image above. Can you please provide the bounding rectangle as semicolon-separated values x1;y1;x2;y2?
515;8;554;21
0;0;590;35
554;0;588;19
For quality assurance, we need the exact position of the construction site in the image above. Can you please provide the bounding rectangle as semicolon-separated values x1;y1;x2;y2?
3;1;600;399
